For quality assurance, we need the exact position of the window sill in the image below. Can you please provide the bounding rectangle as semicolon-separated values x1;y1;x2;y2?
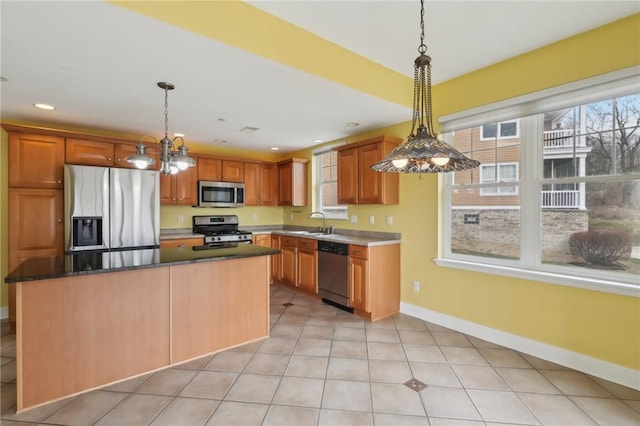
434;258;640;298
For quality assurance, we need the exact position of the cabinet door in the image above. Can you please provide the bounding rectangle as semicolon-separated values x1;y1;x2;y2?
253;234;271;247
159;173;177;204
222;160;244;183
271;235;282;282
281;245;297;286
357;143;384;204
296;248;317;293
278;161;293;205
114;143;161;170
259;163;278;206
8;188;64;271
349;257;368;312
175;166;198;205
65;138;115;166
337;148;358;204
8;132;65;189
198;158;222;181
243;163;261;206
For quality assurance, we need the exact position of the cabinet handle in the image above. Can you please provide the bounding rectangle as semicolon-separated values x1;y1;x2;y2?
58;219;63;223
57;180;62;184
178;243;186;248
353;251;361;255
108;157;112;161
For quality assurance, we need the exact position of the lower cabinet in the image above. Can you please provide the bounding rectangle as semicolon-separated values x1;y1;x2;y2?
349;243;401;321
296;238;317;294
280;237;297;287
252;234;272;283
270;235;282;283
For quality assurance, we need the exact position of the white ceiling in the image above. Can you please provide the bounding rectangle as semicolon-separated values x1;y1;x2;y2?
1;1;638;154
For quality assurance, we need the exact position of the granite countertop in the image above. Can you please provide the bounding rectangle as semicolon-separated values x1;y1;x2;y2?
5;245;280;283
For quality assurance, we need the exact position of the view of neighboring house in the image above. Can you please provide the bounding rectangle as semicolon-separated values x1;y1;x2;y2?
445;95;640;264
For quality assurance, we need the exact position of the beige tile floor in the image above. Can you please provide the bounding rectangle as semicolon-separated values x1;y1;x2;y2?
1;284;639;425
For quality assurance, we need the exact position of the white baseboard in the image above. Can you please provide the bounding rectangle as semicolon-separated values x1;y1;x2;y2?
400;302;640;391
0;306;7;320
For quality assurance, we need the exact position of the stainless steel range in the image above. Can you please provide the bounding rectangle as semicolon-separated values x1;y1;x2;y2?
192;215;252;249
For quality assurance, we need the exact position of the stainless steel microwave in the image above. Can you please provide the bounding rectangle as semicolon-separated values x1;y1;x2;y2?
198;181;245;208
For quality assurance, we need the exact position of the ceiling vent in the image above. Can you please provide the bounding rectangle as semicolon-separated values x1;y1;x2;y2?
239;126;260;133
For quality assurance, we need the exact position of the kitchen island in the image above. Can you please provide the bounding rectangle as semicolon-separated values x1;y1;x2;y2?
5;244;279;412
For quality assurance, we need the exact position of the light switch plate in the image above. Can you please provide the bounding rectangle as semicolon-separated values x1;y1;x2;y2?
369;215;375;225
386;215;393;225
351;215;357;224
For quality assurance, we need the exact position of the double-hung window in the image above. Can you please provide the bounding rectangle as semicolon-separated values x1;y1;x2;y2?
313;145;348;220
439;67;640;295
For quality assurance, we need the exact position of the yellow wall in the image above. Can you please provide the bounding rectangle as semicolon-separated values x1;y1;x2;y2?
2;4;638;376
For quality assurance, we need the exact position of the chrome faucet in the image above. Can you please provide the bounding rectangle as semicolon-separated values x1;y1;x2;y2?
309;211;327;233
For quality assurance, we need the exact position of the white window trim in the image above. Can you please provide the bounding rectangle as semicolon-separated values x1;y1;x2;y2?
440;68;640;297
313;142;348;220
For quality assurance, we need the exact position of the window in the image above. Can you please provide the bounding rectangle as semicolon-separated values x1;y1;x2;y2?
440;68;640;295
481;120;519;140
480;163;518;195
314;148;348;219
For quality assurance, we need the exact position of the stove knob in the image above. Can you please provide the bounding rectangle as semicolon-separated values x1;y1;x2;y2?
215;236;221;241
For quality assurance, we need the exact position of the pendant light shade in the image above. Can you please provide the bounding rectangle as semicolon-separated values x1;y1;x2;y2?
371;0;479;174
126;82;195;175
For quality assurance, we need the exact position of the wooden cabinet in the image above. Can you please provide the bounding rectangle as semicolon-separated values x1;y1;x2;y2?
198;158;244;182
244;162;277;206
270;234;282;283
348;243;401;321
280;237;297;287
8;188;65;326
114;143;161;170
278;158;308;206
336;135;401;205
253;234;271;247
65;138;115;166
160;165;198;205
159;236;204;248
296;238;318;293
8;132;65;189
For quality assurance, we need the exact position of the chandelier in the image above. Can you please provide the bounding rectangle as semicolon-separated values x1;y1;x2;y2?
126;82;195;175
371;0;479;173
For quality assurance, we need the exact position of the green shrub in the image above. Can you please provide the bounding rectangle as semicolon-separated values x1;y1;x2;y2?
569;228;632;266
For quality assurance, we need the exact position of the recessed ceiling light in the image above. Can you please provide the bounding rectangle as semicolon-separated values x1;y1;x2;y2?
239;126;259;133
34;103;55;111
0;77;7;82
213;139;227;144
270;147;280;151
346;122;360;128
217;118;226;122
173;133;185;138
313;139;323;144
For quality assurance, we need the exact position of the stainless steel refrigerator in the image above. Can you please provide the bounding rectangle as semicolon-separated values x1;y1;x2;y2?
64;165;160;253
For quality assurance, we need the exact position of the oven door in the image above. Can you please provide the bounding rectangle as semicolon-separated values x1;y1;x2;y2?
198;181;244;207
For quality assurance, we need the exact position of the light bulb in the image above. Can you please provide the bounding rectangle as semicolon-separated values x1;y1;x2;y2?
134;160;148;169
431;156;450;166
392;158;408;168
176;161;189;171
170;165;179;175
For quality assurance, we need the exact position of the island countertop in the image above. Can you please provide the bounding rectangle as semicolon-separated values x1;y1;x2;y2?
5;244;280;283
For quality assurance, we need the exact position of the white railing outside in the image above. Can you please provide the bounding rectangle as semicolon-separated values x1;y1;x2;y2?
543;129;576;148
542;190;580;208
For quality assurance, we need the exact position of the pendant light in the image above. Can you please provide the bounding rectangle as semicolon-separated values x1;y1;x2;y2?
371;0;480;173
126;82;195;175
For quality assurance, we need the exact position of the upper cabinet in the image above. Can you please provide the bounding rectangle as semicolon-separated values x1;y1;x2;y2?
335;135;401;205
244;162;277;206
160;164;198;206
278;158;308;206
8;131;65;189
198;158;244;183
65;138;115;166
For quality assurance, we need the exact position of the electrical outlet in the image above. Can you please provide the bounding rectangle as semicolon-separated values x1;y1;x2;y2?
369;215;375;225
290;213;294;220
386;215;393;226
252;213;258;221
350;215;357;224
177;215;184;223
413;280;420;292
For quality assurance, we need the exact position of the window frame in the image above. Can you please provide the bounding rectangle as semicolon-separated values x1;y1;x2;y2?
438;67;640;298
480;120;520;140
312;143;348;220
479;162;519;196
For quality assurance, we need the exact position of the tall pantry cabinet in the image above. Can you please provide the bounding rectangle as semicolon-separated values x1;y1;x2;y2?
6;129;66;328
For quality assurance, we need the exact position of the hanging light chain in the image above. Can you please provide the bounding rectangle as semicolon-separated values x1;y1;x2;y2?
164;86;169;139
418;0;426;54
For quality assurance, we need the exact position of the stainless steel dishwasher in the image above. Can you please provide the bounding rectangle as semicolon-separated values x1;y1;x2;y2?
317;240;353;312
